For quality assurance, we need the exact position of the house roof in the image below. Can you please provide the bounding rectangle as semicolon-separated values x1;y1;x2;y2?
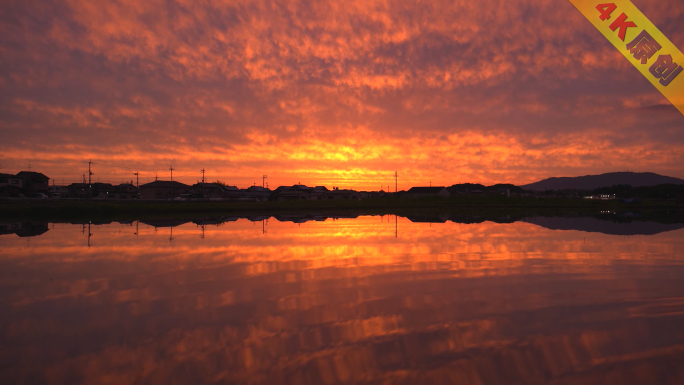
0;173;18;178
328;189;358;194
247;186;271;192
139;219;191;228
139;180;190;188
194;182;222;188
407;187;447;193
291;184;313;190
16;171;49;180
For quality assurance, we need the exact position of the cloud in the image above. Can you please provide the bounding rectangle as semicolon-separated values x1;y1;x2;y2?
1;0;683;188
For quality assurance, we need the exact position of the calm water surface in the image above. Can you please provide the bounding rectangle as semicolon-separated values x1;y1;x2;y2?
2;216;684;384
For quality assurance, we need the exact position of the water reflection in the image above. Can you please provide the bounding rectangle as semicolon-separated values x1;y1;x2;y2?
1;216;684;384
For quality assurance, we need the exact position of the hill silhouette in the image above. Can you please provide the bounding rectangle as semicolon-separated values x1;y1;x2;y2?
524;217;684;236
521;172;684;191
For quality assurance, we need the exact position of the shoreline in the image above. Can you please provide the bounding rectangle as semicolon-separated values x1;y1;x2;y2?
1;196;681;222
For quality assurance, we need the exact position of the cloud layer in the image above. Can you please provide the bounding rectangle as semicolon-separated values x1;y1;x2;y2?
1;0;683;188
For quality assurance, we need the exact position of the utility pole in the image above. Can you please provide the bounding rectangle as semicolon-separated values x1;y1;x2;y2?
394;171;397;194
87;222;92;249
170;166;174;181
133;172;139;187
155;174;158;181
200;168;205;183
88;159;94;199
262;175;267;188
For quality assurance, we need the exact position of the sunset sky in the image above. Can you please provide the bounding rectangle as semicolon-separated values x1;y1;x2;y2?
1;0;683;190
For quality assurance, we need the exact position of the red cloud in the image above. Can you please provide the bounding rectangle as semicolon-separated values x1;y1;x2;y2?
1;0;683;188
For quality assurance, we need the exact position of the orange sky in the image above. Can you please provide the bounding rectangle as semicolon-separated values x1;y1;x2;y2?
1;0;683;190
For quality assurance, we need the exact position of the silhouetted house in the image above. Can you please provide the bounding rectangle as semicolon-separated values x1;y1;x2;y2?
308;186;329;200
48;185;69;198
272;185;313;201
191;182;224;199
247;215;271;221
17;171;49;196
275;213;329;223
0;173;23;197
98;183;138;200
245;186;271;201
118;183;138;194
68;183;88;198
360;190;385;199
192;218;226;226
404;187;450;198
91;182;113;198
269;185;362;201
139;219;191;228
274;190;309;201
0;173;23;188
220;185;244;200
447;183;486;196
139;180;189;200
406;213;450;223
326;188;360;200
0;222;49;237
0;222;23;235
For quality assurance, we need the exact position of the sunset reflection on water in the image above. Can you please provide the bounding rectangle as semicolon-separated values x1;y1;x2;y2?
2;216;684;384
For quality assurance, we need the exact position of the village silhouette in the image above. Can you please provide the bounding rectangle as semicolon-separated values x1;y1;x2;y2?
0;168;528;201
2;168;684;203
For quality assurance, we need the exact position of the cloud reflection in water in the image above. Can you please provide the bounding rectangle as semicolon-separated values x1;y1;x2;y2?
1;216;684;384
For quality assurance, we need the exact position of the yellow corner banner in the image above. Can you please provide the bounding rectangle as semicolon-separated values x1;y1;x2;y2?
569;0;684;116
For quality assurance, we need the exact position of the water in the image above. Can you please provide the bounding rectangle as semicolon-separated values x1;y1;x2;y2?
2;215;684;384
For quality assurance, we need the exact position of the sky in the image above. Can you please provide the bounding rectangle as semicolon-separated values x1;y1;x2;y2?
1;0;683;190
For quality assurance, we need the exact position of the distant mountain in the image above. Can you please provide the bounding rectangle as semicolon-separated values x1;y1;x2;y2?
521;172;684;191
524;217;684;236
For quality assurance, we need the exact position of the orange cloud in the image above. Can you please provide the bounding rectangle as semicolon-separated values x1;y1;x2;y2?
3;219;684;383
0;0;683;188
